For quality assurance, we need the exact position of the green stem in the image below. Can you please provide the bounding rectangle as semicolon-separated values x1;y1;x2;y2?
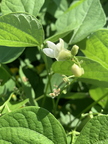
52;98;56;116
41;52;52;107
54;77;77;116
73;92;108;131
35;95;44;101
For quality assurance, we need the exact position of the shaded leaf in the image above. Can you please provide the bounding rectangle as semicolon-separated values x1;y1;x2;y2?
0;46;25;64
89;87;108;109
19;63;37;106
0;65;10;85
1;94;29;114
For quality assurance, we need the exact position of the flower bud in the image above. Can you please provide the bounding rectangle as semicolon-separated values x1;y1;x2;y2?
71;45;79;56
71;64;84;77
57;50;72;61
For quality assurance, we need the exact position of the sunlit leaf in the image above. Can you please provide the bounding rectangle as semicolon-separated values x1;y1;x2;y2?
0;12;44;47
75;115;108;144
52;57;108;85
79;29;108;69
69;0;106;44
0;106;67;144
1;0;45;16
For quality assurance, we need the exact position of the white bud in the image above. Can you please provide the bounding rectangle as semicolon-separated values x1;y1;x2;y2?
71;45;79;56
71;64;84;77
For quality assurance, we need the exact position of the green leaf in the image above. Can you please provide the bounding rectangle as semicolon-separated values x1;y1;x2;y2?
89;87;108;109
69;0;106;44
52;57;108;84
47;0;68;18
52;60;74;76
0;65;10;85
0;46;25;64
79;29;108;69
19;63;37;106
47;24;79;42
0;93;29;114
0;106;67;144
55;1;81;32
0;79;15;97
0;12;44;47
75;115;108;144
1;0;45;16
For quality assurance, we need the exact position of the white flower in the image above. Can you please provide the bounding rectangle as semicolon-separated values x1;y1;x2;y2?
43;38;71;61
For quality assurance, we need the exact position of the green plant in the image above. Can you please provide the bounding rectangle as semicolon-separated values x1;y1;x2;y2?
0;0;108;143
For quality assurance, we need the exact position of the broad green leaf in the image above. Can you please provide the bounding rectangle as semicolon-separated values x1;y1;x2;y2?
0;46;25;64
1;0;45;16
69;0;106;44
52;57;108;84
55;1;82;32
79;29;108;69
0;12;44;47
89;87;108;109
0;65;10;85
0;106;67;144
75;115;108;144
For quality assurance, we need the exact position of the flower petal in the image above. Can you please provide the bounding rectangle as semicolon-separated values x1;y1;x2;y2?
46;41;57;50
59;38;64;48
43;48;55;58
56;38;64;51
53;50;59;60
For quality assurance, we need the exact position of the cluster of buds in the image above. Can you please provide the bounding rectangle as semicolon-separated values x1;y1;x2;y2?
49;87;61;98
43;38;84;77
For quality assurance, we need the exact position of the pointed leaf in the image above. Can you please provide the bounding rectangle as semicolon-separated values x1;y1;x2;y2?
0;106;67;144
75;115;108;144
69;0;106;44
1;0;45;16
79;29;108;69
0;12;44;47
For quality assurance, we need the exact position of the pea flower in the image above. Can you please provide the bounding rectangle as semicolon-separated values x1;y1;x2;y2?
43;38;71;61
